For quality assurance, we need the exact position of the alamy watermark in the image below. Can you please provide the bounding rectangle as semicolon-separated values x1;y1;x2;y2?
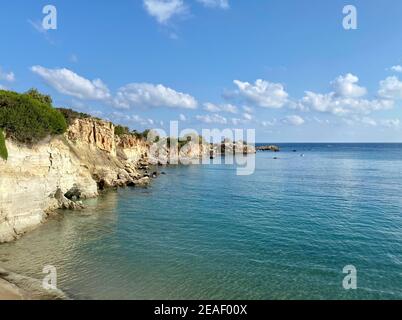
42;5;57;30
343;5;357;30
146;122;256;176
343;265;357;290
42;265;58;291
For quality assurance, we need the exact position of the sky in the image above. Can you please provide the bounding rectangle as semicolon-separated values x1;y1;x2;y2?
1;0;402;142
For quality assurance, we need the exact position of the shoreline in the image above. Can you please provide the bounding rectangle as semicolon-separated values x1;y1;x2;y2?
0;267;69;300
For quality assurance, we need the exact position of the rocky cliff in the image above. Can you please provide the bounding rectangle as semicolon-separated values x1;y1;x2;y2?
0;118;149;243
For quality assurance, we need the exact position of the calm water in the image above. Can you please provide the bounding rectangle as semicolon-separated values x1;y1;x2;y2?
1;143;402;300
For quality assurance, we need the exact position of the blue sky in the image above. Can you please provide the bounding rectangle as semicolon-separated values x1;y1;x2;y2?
1;0;402;142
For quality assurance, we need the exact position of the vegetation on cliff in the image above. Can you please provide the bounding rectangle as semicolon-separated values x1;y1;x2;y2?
0;89;67;144
57;108;92;125
0;128;7;160
115;125;150;141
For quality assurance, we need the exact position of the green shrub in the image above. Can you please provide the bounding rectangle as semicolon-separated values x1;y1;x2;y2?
57;108;91;125
0;128;8;160
25;88;53;106
0;90;67;143
115;125;130;136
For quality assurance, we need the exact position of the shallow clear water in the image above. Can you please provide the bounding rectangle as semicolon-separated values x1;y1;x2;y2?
1;143;402;300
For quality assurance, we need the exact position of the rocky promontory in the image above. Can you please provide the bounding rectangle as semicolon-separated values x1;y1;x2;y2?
0;116;150;243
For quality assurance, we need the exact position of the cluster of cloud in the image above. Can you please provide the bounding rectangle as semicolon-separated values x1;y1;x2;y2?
196;113;228;124
31;66;197;110
232;79;289;109
143;0;187;24
196;0;229;9
203;102;237;113
111;111;160;127
30;65;402;130
300;73;394;116
143;0;229;25
114;83;197;109
31;66;111;100
390;65;402;73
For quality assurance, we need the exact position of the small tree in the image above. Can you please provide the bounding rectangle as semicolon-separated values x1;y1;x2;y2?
25;88;53;106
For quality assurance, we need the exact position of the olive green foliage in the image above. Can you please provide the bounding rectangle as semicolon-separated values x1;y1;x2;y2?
115;125;131;136
25;88;53;106
0;128;7;160
0;89;67;143
166;135;204;150
57;108;91;125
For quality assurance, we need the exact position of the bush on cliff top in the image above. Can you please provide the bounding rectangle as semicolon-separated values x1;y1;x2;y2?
0;89;67;143
0;128;7;160
114;125;130;136
57;108;91;125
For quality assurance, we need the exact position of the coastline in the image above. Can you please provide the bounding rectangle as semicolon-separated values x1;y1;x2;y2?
0;267;68;300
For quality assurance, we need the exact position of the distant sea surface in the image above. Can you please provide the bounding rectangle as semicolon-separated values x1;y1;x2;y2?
1;143;402;300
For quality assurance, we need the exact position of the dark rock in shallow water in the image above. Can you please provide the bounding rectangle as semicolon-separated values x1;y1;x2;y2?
256;145;280;152
64;185;82;200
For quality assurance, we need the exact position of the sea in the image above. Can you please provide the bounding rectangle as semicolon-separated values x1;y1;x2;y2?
1;143;402;300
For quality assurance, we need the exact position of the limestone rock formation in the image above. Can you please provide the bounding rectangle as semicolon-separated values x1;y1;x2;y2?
0;117;149;243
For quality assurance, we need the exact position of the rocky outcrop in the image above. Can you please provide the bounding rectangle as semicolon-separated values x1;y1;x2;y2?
148;140;255;164
256;145;280;152
0;118;150;243
67;118;116;155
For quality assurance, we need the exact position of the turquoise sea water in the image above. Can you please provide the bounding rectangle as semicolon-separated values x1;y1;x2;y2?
1;143;402;300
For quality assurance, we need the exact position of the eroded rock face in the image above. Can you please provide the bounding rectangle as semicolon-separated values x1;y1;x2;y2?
0;138;98;243
67;118;116;156
0;118;150;243
115;134;149;164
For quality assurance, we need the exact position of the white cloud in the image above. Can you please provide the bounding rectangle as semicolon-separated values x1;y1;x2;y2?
282;115;305;126
360;116;378;127
300;74;393;116
242;106;253;113
391;65;402;73
196;0;230;9
261;119;277;127
381;118;400;128
243;113;253;120
233;79;289;108
114;83;197;109
0;67;15;82
31;66;111;100
179;114;186;121
301;92;393;116
203;102;237;113
344;116;400;129
378;76;402;99
331;73;367;98
143;0;187;24
112;112;156;127
196;114;227;124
